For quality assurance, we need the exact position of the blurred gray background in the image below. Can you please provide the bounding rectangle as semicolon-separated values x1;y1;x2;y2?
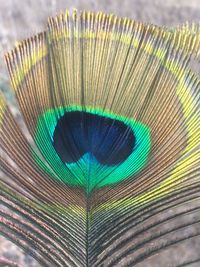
0;0;200;266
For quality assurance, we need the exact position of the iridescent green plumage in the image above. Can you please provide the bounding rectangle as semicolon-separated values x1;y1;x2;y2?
0;10;200;266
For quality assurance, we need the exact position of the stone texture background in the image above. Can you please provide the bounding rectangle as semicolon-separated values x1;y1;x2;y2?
0;0;200;266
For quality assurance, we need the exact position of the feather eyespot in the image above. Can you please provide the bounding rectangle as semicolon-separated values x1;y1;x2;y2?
34;106;151;191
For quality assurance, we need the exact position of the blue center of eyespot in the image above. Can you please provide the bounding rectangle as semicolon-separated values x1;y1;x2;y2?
52;111;135;165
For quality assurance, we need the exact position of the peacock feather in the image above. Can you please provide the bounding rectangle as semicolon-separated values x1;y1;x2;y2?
0;10;200;266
